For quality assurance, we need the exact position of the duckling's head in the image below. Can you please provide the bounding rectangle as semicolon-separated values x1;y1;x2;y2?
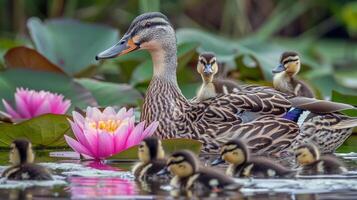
96;12;175;60
138;136;165;163
9;139;34;165
212;139;248;166
272;51;300;77
295;143;320;166
166;150;199;178
197;52;218;82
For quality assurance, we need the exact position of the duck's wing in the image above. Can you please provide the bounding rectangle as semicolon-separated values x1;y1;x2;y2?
201;115;299;154
289;97;356;114
292;113;357;154
192;89;292;122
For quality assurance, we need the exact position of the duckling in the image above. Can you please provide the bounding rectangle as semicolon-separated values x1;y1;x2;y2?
295;143;347;175
211;139;294;178
196;52;240;101
158;150;241;192
272;51;315;98
1;139;52;180
132;136;167;181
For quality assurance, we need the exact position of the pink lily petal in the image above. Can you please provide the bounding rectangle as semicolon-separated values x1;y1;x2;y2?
97;132;114;158
103;107;116;116
140;121;159;140
113;124;130;153
64;135;92;157
14;95;31;118
2;99;21;119
33;100;51;116
83;129;99;158
72;111;85;130
69;120;91;152
125;121;145;148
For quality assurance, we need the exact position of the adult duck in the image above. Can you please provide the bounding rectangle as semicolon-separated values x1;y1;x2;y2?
96;12;356;154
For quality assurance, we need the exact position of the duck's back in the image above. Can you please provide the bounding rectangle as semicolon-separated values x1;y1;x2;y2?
290;78;315;98
236;157;294;178
2;164;52;180
212;79;240;94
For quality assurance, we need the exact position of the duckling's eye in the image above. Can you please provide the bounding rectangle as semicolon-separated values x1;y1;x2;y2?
178;164;185;168
232;151;238;155
145;22;152;28
199;59;205;65
139;145;144;149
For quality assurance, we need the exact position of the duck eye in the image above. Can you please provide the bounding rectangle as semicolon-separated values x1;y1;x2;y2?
178;164;184;168
145;22;152;28
139;145;144;148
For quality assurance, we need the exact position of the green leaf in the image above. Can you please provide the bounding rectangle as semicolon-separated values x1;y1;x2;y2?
0;68;97;111
75;78;143;107
337;134;357;153
110;138;202;160
331;91;357;117
176;28;238;63
27;18;119;75
0;114;70;148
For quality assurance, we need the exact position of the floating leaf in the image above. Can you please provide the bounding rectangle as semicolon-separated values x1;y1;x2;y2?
0;114;70;148
110;138;202;160
4;46;66;74
27;18;119;75
0;69;97;111
75;78;143;107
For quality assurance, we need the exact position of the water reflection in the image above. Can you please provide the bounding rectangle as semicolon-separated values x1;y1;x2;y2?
68;177;136;198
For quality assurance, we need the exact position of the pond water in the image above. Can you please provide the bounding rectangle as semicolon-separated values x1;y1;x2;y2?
1;151;357;199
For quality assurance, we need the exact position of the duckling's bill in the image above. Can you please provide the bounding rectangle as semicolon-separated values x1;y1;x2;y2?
272;64;286;73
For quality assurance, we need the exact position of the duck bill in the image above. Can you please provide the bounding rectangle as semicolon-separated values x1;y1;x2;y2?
272;64;286;74
203;64;213;75
157;167;170;176
95;37;139;60
211;157;225;166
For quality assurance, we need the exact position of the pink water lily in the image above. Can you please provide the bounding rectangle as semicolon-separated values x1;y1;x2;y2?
64;106;159;160
1;87;71;120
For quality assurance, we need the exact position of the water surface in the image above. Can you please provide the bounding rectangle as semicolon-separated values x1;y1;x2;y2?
1;151;357;199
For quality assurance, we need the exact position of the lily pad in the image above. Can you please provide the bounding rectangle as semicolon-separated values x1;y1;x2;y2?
0;114;70;148
27;18;119;76
110;138;202;160
75;78;143;107
4;46;66;74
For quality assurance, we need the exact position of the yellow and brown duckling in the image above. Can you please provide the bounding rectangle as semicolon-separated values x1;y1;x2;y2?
196;52;240;101
272;51;315;98
132;136;167;180
295;143;347;175
212;139;294;178
1;139;52;180
158;150;241;192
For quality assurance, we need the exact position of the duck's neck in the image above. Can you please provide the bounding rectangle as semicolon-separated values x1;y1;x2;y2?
141;44;187;130
201;75;213;85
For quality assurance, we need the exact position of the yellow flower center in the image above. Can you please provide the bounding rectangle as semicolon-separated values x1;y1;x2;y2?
90;119;121;133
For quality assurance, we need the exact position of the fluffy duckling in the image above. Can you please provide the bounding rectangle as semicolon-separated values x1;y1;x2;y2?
1;139;52;180
272;51;315;98
132;136;167;180
295;143;347;175
196;52;239;101
158;150;240;191
211;139;294;178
